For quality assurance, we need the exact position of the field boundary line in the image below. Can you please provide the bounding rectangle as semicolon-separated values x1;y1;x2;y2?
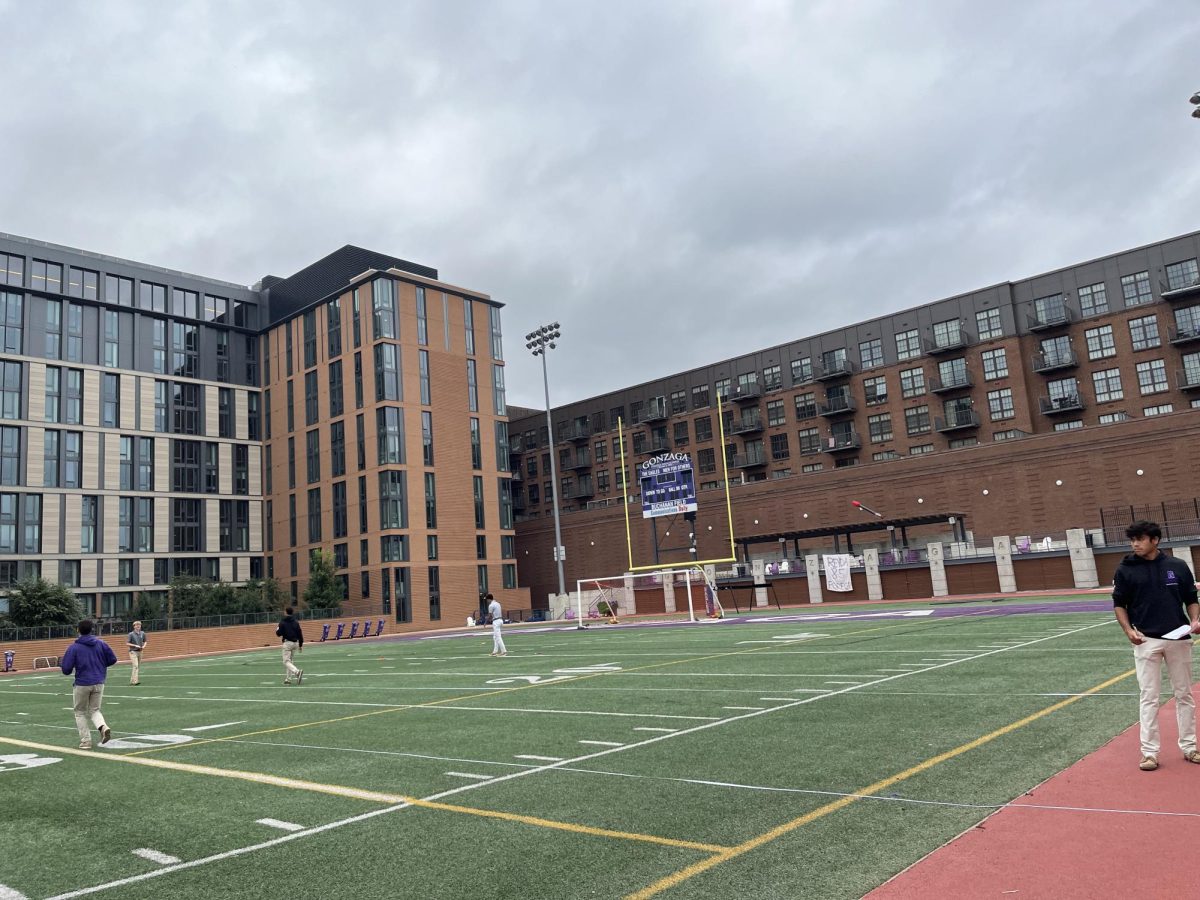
623;663;1135;900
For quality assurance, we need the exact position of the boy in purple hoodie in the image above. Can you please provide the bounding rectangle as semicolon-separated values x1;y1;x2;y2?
60;620;117;750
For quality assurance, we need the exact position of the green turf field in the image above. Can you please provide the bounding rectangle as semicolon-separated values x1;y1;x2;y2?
0;598;1147;899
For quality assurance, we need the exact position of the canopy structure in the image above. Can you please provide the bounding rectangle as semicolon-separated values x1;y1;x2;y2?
735;512;968;558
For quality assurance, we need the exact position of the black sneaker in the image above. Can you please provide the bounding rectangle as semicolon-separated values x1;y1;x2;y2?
100;726;113;745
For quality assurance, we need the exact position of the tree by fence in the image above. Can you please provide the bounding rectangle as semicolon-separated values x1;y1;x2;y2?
2;579;83;627
304;551;343;612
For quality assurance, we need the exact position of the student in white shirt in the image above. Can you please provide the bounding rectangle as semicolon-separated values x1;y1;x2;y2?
486;593;506;656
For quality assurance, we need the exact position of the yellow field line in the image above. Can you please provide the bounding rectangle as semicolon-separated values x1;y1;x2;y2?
625;666;1138;899
0;734;726;853
125;620;908;757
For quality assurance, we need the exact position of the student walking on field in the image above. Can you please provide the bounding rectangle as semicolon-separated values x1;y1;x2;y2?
487;593;507;656
276;607;304;685
61;620;116;750
127;620;147;685
1112;520;1200;771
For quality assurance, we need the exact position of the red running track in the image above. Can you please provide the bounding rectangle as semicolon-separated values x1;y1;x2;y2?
868;693;1200;900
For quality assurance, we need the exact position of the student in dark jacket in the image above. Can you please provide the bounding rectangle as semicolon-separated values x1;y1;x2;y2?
276;607;304;685
1113;520;1200;771
61;620;117;750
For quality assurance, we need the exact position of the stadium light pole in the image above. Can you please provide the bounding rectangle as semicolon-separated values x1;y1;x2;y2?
526;323;568;607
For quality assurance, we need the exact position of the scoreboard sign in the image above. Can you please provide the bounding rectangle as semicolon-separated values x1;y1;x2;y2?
639;452;697;519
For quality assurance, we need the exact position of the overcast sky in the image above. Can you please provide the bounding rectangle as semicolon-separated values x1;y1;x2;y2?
1;0;1197;407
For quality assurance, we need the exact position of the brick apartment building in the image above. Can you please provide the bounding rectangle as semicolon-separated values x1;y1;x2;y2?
0;232;525;629
510;230;1200;606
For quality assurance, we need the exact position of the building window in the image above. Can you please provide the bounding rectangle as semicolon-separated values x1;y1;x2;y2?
171;498;201;552
307;487;323;542
976;308;1003;340
1099;411;1130;425
690;384;710;409
981;348;1008;381
171;322;197;378
0;253;24;286
422;411;434;466
489;306;503;360
306;429;321;483
327;297;342;357
770;433;789;460
492;364;506;416
1143;403;1174;417
1047;377;1079;403
1166;259;1199;292
801;462;824;472
65;302;83;361
859;339;883;369
304;371;319;425
372;277;396;340
329;361;344;418
762;398;785;426
693;416;712;442
1092;368;1124;403
793;392;817;419
30;259;63;293
0;426;17;486
863;376;887;405
1085;325;1116;360
895;329;920;361
332;481;348;539
102;309;119;366
425;472;437;529
379;471;407;530
463;297;474;355
986;388;1014;421
896;367;923;398
932;319;963;348
761;364;782;391
0;292;22;354
908;444;933;455
330;421;346;478
473;475;485;529
673;420;690;446
354;353;363;409
1121;271;1153;307
670;390;687;414
1078;282;1108;316
797;427;821;455
0;362;20;420
867;413;892;443
905;405;931;436
418;349;431;405
873;450;901;462
1135;359;1169;395
697;447;716;473
948;436;979;448
374;343;401;401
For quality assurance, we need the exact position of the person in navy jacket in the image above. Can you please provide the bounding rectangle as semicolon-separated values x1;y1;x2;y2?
1113;521;1200;771
60;619;117;750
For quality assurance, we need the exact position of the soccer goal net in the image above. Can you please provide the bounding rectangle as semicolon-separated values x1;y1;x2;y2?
569;566;724;624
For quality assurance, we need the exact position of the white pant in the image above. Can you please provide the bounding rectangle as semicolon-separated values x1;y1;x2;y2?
282;641;301;680
1134;637;1197;756
492;619;506;654
129;650;141;684
72;684;108;746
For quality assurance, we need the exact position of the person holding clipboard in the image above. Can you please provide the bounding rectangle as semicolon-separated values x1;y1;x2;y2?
1112;520;1200;771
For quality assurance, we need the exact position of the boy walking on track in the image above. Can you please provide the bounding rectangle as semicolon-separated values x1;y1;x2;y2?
60;620;116;750
1112;520;1200;771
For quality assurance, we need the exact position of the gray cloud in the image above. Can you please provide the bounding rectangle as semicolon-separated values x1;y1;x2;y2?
1;0;1196;407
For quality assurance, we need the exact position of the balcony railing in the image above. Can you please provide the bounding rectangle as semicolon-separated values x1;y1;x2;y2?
818;395;857;416
929;373;973;394
642;400;668;422
821;432;861;452
561;423;590;442
563;479;595;499
649;437;672;453
730;413;764;434
924;327;972;354
935;410;981;432
1039;393;1084;415
729;381;763;402
567;451;592;470
1179;368;1200;392
1027;308;1073;331
1031;349;1078;373
1163;277;1200;302
732;449;768;467
814;359;858;381
1169;325;1200;346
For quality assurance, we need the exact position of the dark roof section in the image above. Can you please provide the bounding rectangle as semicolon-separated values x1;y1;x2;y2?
263;245;438;326
737;513;968;545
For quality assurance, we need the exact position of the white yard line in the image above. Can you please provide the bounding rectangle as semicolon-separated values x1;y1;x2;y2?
132;849;180;866
256;818;304;832
632;727;677;733
181;722;246;732
578;739;625;747
514;754;562;762
723;706;764;711
444;772;493;781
